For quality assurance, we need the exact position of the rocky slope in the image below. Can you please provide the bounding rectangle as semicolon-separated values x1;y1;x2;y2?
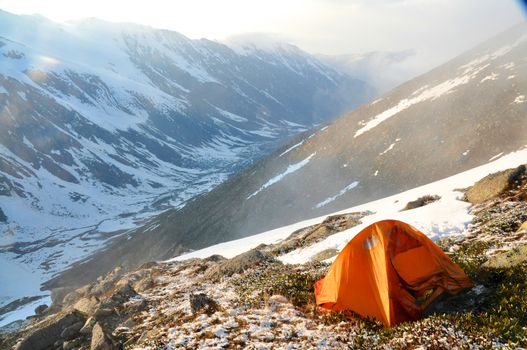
2;162;527;349
55;22;527;289
0;9;373;308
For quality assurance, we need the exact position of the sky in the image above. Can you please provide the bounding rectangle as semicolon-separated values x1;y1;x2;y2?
0;0;524;80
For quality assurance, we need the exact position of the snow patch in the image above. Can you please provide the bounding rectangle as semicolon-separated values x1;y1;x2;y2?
279;140;305;157
488;152;503;161
354;65;486;138
379;138;401;156
314;181;359;209
513;95;525;104
247;153;316;199
480;73;498;83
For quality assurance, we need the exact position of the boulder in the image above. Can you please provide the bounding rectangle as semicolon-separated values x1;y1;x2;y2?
90;322;112;350
79;317;96;334
401;195;441;211
14;311;85;350
34;304;48;316
466;165;526;204
60;320;84;340
517;221;527;233
204;249;276;281
73;296;99;315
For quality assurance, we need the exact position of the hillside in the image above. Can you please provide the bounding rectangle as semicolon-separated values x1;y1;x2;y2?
2;150;526;349
50;22;527;290
0;9;373;309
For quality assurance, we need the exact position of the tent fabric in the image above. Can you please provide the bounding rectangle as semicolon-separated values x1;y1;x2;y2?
314;220;472;326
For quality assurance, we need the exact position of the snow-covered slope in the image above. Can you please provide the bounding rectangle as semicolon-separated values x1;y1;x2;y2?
0;10;373;309
62;22;527;290
171;148;527;263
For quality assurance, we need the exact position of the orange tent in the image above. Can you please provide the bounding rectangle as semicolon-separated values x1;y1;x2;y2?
314;220;472;326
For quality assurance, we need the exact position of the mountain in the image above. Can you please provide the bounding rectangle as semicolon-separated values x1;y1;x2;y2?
0;10;373;304
47;22;527;291
2;152;527;347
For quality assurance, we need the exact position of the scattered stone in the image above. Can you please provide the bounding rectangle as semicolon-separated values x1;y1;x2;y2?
483;244;527;268
190;293;219;316
133;276;154;293
34;304;48;316
60;320;83;340
203;254;226;263
73;296;99;315
205;249;276;281
93;308;114;320
62;338;83;350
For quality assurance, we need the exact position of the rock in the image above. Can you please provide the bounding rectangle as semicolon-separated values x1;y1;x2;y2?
90;322;112;350
80;317;96;334
50;287;74;307
14;311;85;350
93;308;115;320
466;165;526;204
205;249;276;281
517;221;527;233
60;321;84;340
313;248;339;262
203;254;226;263
190;293;219;316
483;244;527;268
62;338;83;350
0;207;7;222
62;290;81;306
73;296;100;315
138;261;158;269
401;195;441;211
133;276;154;292
34;304;48;316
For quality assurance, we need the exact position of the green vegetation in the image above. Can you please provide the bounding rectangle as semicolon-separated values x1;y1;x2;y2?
232;261;327;309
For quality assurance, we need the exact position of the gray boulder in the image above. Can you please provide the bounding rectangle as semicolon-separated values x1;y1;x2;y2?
14;311;85;350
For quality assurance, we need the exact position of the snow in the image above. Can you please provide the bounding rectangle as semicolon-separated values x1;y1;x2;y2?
172;147;527;264
215;107;248;123
379;138;401;156
513;95;525;104
0;295;51;328
314;181;359;209
501;62;515;70
353;36;526;138
354;72;479;138
508;75;516;79
0;86;8;94
247;153;316;199
480;73;499;83
462;150;470;156
279;140;305;157
489;152;503;161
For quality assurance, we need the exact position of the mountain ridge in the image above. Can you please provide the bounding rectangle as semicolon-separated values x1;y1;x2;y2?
45;21;527;291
